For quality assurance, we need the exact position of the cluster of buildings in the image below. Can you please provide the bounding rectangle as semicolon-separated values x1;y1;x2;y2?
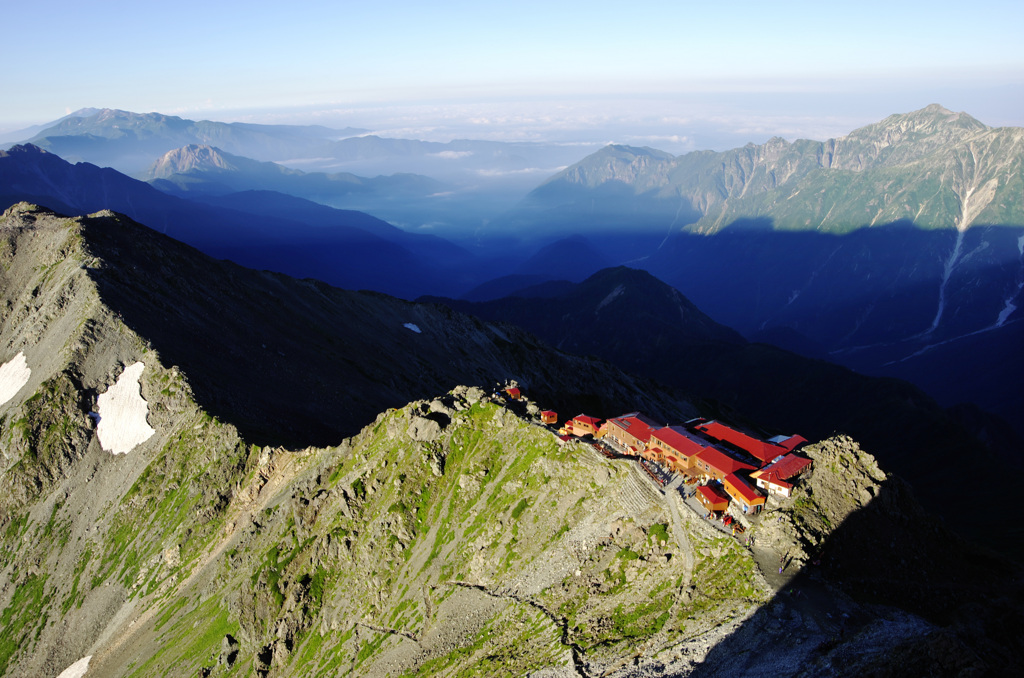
493;384;812;521
556;410;813;519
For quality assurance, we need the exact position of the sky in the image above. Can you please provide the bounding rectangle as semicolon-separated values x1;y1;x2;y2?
2;0;1022;147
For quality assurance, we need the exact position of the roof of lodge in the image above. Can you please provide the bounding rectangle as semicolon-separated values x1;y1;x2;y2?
753;453;813;486
650;425;710;457
723;472;765;504
572;414;602;427
695;446;757;475
693;420;792;465
604;412;662;443
696;484;731;506
767;434;809;452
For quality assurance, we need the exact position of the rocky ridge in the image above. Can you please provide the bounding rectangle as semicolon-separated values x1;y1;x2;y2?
0;204;1021;676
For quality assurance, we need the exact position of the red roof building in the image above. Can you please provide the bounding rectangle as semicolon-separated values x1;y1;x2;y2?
723;472;766;513
600;412;662;456
751;454;814;498
693;446;757;481
569;414;602;437
767;434;808;453
648;426;709;472
504;387;522;400
696;484;731;514
541;410;558;425
692;420;803;467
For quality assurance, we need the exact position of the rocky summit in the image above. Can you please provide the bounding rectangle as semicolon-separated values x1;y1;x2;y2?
0;203;1022;677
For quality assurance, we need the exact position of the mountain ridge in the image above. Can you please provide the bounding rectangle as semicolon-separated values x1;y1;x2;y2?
14;108;367;173
1;204;1023;677
523;104;1024;235
144;143;447;202
0;202;696;449
0;145;477;299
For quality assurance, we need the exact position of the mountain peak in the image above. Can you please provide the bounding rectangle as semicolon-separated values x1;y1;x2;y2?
844;103;988;144
146;144;236;178
0;143;48;158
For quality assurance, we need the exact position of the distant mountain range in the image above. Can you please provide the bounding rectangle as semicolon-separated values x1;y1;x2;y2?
516;104;1024;235
10;107;367;173
0;144;474;299
145;143;446;200
5;107;598;237
5;107;593;190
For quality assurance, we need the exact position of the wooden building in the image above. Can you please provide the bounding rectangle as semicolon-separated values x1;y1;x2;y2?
599;412;661;456
723;472;766;514
696;484;731;516
693;446;757;482
568;414;602;437
750;454;813;498
648;425;710;473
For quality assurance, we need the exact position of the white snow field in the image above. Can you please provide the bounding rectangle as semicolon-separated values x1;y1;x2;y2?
0;351;30;406
96;361;155;454
56;656;91;678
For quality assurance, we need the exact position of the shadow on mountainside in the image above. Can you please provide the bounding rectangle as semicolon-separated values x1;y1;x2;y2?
682;475;1024;677
76;211;697;450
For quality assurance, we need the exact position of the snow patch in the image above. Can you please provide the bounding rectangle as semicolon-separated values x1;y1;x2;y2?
57;656;92;678
96;362;155;455
487;324;510;342
0;351;31;407
996;298;1018;327
597;285;625;311
403;323;422;334
923;229;965;336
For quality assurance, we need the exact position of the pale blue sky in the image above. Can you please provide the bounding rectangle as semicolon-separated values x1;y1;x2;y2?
2;0;1022;141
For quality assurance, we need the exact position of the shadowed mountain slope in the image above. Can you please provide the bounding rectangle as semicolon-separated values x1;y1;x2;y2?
640;225;1024;434
0;203;693;449
0;144;476;299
